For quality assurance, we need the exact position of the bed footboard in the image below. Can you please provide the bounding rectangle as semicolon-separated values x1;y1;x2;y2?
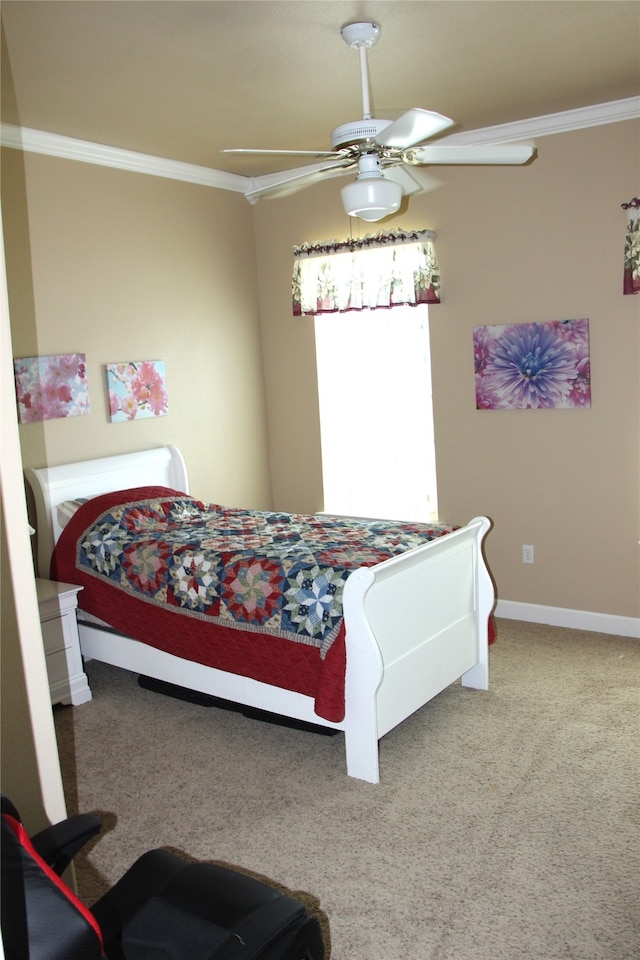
341;516;493;783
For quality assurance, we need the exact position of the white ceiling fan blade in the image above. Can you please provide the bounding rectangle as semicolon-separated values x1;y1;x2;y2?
381;165;424;196
407;143;536;165
375;108;455;148
397;167;444;194
245;158;357;203
223;148;342;158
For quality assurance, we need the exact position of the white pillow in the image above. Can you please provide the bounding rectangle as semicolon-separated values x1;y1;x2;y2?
56;498;89;529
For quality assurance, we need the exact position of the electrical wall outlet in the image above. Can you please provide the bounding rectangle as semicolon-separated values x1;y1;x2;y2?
522;544;534;564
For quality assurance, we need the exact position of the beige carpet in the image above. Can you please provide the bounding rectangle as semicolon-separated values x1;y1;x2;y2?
54;620;639;960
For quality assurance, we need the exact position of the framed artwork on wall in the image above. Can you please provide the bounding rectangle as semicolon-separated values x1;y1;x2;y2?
13;353;89;423
106;360;168;422
473;318;591;410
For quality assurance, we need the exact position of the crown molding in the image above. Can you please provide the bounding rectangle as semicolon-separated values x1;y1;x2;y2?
2;97;638;193
0;124;249;193
438;97;640;145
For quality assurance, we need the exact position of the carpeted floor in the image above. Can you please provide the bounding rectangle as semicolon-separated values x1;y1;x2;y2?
54;619;640;960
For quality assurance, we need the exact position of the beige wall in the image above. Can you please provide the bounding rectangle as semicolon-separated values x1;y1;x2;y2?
254;120;640;619
4;148;272;511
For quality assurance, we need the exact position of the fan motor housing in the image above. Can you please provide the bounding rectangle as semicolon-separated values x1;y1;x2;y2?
331;118;393;150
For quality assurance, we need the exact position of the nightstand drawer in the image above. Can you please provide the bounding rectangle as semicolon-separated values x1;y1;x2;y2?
41;613;71;655
45;649;71;687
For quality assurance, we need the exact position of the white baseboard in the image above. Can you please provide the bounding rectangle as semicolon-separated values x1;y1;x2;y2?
495;600;640;639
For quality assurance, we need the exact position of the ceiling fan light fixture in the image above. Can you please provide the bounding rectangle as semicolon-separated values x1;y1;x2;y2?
341;154;402;221
341;176;402;221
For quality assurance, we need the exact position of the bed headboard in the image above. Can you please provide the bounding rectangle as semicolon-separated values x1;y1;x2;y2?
25;445;189;578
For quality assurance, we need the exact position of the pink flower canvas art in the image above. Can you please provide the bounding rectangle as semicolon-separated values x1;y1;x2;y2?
474;319;591;410
106;360;168;422
14;353;89;423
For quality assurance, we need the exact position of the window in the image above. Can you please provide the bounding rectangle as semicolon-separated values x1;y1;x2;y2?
314;305;438;522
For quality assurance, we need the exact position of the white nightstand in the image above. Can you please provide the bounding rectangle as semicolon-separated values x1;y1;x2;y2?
36;579;92;707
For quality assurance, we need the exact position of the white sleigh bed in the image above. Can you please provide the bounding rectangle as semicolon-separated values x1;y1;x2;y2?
26;444;494;784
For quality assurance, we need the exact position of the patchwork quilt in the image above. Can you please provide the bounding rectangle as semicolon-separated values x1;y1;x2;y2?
52;486;455;720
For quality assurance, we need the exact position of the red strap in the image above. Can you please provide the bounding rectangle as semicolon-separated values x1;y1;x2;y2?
3;812;104;954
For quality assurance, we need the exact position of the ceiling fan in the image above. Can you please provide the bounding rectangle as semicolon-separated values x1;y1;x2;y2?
224;21;535;222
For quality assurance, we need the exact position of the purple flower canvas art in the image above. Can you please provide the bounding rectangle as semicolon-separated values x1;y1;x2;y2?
106;361;168;422
14;353;89;423
474;319;591;410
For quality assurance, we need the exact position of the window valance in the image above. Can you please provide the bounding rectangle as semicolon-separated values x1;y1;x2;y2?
292;229;440;316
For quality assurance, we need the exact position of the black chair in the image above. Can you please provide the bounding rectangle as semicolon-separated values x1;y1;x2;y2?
1;795;325;960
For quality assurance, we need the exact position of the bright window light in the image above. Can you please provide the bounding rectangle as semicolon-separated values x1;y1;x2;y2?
314;305;438;522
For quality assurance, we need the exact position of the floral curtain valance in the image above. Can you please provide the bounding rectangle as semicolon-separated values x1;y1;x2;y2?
292;229;440;316
622;197;640;296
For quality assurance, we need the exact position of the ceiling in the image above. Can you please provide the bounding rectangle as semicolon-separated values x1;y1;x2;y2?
2;0;639;182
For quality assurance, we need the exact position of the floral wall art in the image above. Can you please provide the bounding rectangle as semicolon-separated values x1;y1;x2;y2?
106;360;168;422
474;318;591;410
14;353;89;423
621;197;640;295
